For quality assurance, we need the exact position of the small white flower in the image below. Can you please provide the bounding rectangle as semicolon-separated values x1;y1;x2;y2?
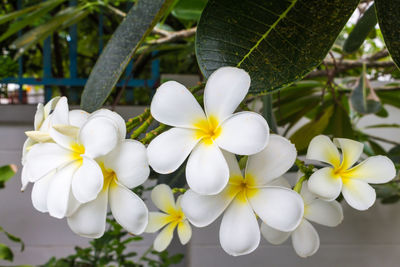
67;140;150;238
181;135;303;256
26;104;125;218
147;67;270;195
306;135;396;210
145;184;192;252
261;182;343;258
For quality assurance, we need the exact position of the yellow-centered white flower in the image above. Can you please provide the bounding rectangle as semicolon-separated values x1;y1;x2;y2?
67;140;150;238
261;181;343;258
306;135;396;210
147;67;270;195
26;103;125;219
181;135;303;256
145;184;192;252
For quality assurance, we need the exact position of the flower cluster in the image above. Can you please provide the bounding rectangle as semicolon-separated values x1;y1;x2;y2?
21;67;397;258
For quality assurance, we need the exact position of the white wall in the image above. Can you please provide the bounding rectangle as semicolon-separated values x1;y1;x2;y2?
1;104;400;267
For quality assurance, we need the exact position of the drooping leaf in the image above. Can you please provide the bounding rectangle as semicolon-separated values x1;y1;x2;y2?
262;94;277;133
368;140;387;156
343;3;377;54
172;0;207;21
350;68;381;114
325;96;355;139
290;105;334;153
81;0;174;112
0;164;17;188
0;243;13;261
196;0;359;94
375;0;400;69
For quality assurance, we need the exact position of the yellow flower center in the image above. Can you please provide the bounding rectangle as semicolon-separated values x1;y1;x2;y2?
193;115;222;145
168;209;185;223
227;174;259;203
70;142;85;163
101;164;117;192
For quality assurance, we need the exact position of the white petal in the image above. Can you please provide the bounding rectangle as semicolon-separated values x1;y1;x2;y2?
31;171;54;213
186;141;229;195
204;67;250;122
26;143;71;182
246;135;297;186
145;212;171;233
67;189;108;238
34;103;45;130
260;222;291;245
69;109;89;128
248;186;303;232
50;96;69;125
334;138;364;170
343;156;396;184
153;222;177;252
215;112;269;155
25;131;52;143
181;187;235;227
151;184;177;213
307;167;342;201
342;179;376;210
72;157;103;203
147;128;199;174
43;96;61;117
79;116;119;158
90;109;126;140
305;199;343;227
292;220;320;258
47;163;78;219
299;181;317;205
306;135;340;167
21;164;30;191
22;137;35;165
102;140;149;188
219;197;260;256
177;220;192;245
109;181;149;234
49;125;77;150
222;150;242;177
151;81;206;128
267;176;291;188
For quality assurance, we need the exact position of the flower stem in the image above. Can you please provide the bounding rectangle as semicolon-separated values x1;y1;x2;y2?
131;115;154;139
293;175;307;193
140;123;169;144
126;108;151;132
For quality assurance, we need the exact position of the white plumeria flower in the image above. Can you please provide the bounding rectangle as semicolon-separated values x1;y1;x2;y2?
67;139;150;238
306;135;396;210
147;67;270;195
26;102;125;219
261;182;343;258
145;184;192;252
181;135;304;256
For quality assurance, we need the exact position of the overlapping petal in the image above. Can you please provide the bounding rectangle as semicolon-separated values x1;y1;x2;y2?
90;109;126;139
204;67;250;122
31;171;54;213
109;181;148;235
334;138;364;170
153;221;178;252
151;184;177;214
145;212;172;233
151;81;206;128
305;199;343;227
308;167;342;201
147;128;199;174
342;179;376;210
219;197;260;256
71;157;103;203
186;141;229;195
260;223;291;245
291;220;320;258
68;110;89;128
177;220;192;245
215;112;269;155
248;187;303;232
246;135;297;186
306;135;340;167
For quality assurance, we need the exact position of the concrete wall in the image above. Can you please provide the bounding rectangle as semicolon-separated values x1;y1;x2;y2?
1;104;400;267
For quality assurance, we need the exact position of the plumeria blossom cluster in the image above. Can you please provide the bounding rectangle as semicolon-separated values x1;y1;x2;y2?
21;67;397;258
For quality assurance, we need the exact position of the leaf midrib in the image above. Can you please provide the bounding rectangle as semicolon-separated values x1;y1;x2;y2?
237;0;298;67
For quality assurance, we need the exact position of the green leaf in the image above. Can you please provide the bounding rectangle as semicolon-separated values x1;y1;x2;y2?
325;101;355;139
290;105;334;153
343;4;377;54
375;0;400;69
262;94;277;133
0;0;65;42
366;123;400;129
172;0;207;21
350;68;381;114
0;164;17;188
81;0;174;112
0;243;13;261
196;0;359;94
377;90;400;108
0;3;42;25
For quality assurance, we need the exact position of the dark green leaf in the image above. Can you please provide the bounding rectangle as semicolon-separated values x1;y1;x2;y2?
0;243;13;261
368;140;387;155
196;0;359;94
290;105;334;153
0;2;48;25
377;90;400;108
375;0;400;69
81;0;174;112
350;69;381;114
388;145;400;163
366;123;400;129
262;94;277;133
172;0;207;21
343;4;377;54
324;102;355;139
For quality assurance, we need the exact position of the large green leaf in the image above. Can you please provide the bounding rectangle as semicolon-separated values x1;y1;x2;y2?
375;0;400;69
81;0;174;112
196;0;359;94
343;4;377;54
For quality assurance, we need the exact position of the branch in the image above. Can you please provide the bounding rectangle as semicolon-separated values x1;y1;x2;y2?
149;27;197;44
